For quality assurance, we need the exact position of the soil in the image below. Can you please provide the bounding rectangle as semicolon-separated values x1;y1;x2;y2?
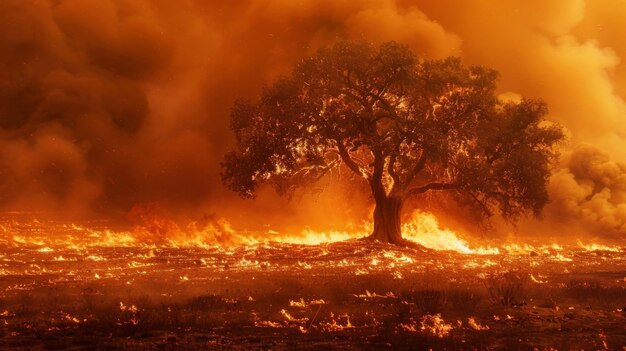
0;240;624;350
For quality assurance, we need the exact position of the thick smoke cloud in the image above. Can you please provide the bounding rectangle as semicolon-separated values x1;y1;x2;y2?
407;1;626;240
1;0;626;239
545;144;626;239
0;0;173;215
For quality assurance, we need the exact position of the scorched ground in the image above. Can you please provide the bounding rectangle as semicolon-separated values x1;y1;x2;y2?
0;217;625;350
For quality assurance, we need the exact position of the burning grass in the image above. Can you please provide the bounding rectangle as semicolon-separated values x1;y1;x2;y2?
0;215;625;349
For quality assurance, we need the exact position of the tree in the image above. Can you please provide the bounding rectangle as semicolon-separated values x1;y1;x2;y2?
221;40;564;246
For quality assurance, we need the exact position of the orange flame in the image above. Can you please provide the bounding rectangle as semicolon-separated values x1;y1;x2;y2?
1;210;624;254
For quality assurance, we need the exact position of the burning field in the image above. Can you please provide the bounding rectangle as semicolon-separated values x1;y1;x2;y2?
0;213;624;350
3;1;626;350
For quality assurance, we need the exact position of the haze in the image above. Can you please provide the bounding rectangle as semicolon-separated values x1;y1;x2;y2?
1;0;626;242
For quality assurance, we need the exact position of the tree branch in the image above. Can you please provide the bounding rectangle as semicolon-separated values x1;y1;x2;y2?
403;150;428;187
405;181;458;197
372;111;396;122
340;88;370;109
387;154;400;193
466;191;492;217
369;149;386;200
336;140;368;179
366;91;398;118
341;70;372;111
291;158;339;181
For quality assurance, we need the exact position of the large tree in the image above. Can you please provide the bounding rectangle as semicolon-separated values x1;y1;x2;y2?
222;41;563;246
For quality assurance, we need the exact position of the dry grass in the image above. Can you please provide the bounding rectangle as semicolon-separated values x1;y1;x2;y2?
484;271;529;307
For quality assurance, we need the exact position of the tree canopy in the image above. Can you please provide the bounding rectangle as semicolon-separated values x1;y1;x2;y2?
222;40;563;244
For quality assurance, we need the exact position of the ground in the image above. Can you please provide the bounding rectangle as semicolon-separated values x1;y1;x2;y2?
0;234;625;350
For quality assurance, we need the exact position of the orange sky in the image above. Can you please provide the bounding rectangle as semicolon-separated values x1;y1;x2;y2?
1;0;626;239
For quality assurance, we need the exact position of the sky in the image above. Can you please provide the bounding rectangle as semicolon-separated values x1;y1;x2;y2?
1;0;626;240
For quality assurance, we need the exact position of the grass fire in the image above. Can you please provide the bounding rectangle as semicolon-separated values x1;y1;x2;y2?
1;1;626;350
0;211;624;349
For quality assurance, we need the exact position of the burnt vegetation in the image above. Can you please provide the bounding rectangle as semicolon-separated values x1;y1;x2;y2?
1;243;625;350
222;40;564;245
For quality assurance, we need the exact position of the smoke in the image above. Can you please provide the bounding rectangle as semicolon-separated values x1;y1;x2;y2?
1;0;626;240
408;0;626;240
0;0;173;215
544;144;626;239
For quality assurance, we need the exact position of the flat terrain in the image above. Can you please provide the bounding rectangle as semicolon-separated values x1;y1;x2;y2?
0;234;625;350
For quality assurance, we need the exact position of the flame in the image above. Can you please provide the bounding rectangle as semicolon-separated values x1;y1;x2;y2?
353;290;396;299
269;211;501;254
64;314;81;324
1;211;623;254
577;240;622;252
119;302;139;313
289;298;326;308
265;228;354;246
530;274;548;284
419;314;454;338
280;309;308;323
319;314;354;332
254;319;281;328
467;317;490;331
400;314;455;337
402;211;500;254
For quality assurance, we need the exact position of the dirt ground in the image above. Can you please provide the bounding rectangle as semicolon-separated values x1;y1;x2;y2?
0;240;624;350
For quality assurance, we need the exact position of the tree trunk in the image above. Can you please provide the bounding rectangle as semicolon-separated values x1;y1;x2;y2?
367;196;404;244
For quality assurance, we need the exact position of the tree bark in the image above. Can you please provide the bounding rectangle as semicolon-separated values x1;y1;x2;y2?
367;196;404;244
